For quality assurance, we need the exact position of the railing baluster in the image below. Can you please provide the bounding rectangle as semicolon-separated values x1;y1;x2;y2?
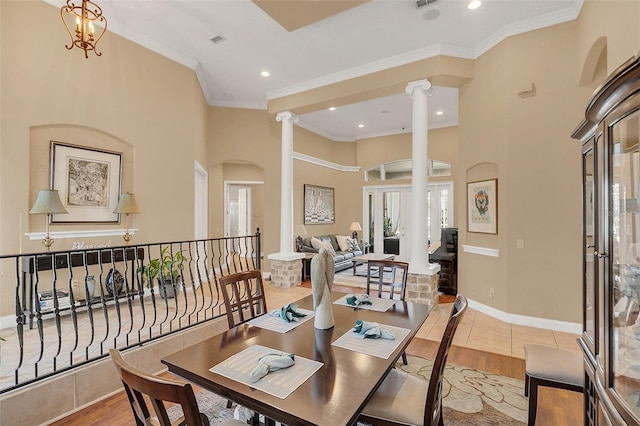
1;234;260;393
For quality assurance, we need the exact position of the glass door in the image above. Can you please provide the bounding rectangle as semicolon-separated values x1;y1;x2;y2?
608;108;640;422
583;138;597;355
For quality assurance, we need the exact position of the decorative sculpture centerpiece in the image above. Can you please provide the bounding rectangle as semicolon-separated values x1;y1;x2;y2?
311;248;335;329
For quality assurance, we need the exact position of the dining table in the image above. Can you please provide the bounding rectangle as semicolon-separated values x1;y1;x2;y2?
161;291;432;426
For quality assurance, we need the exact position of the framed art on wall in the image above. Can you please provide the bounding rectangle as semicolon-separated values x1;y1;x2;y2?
467;179;498;234
304;184;335;225
50;142;122;223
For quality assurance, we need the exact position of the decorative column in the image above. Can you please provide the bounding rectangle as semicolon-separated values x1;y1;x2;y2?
268;111;304;288
405;80;440;306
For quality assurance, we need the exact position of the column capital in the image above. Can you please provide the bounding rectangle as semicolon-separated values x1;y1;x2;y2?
276;111;299;124
405;79;433;97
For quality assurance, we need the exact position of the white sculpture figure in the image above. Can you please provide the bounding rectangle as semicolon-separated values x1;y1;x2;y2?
311;248;335;329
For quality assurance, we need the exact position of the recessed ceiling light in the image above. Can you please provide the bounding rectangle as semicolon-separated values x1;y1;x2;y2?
328;107;336;111
436;110;444;115
224;92;232;97
381;110;389;114
358;124;364;128
210;35;226;44
468;0;481;10
261;71;270;77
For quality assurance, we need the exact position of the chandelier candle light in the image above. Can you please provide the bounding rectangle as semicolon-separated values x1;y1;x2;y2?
113;192;141;244
61;0;107;58
29;190;69;251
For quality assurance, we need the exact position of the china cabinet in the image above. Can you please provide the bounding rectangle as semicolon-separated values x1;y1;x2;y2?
573;53;640;425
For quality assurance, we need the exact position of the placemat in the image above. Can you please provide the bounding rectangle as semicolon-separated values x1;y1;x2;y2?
247;308;314;333
210;345;323;399
333;294;396;312
332;323;411;359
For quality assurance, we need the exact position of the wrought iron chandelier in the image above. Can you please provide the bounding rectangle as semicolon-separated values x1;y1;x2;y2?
60;0;107;58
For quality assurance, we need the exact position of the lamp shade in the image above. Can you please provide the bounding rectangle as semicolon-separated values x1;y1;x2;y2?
29;190;68;215
113;192;141;214
349;222;362;232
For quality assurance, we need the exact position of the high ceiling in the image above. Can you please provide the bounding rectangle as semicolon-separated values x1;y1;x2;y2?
48;0;582;140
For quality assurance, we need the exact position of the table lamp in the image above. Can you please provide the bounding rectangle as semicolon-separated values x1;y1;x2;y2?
113;192;141;244
29;190;68;250
349;222;362;240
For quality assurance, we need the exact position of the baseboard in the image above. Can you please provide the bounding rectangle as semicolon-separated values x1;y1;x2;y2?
468;298;582;335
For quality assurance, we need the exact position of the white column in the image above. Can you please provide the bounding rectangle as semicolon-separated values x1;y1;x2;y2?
275;111;298;255
406;80;433;274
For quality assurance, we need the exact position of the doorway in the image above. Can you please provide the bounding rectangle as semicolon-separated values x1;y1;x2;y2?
363;182;453;258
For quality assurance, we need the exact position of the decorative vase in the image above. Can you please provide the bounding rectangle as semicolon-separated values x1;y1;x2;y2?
106;268;124;297
85;275;96;300
311;248;335;329
159;276;182;300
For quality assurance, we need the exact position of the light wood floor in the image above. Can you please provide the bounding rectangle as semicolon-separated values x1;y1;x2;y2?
49;281;583;426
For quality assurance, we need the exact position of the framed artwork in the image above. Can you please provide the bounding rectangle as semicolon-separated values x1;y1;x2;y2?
50;142;122;223
304;184;335;225
467;179;498;234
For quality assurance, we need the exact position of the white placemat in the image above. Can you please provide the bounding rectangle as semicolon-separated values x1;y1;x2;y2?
210;345;323;399
247;308;314;333
333;294;396;312
332;324;411;359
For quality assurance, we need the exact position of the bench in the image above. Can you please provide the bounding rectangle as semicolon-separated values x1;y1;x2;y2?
524;344;584;425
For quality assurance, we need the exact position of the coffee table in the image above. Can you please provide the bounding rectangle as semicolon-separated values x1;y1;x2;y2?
352;252;395;275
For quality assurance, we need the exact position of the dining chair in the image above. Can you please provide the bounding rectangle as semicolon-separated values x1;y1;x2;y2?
358;294;468;426
219;269;268;329
366;259;409;300
109;348;245;426
366;259;409;364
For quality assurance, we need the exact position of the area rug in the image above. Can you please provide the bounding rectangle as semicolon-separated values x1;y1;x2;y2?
167;356;527;425
333;264;399;290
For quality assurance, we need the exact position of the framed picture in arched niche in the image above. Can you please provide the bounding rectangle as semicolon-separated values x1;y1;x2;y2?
50;141;122;223
467;179;497;234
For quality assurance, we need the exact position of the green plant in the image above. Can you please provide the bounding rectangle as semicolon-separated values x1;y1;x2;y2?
138;247;188;287
383;215;393;237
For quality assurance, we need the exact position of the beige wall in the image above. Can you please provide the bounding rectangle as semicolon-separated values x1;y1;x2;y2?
3;0;640;325
1;2;208;314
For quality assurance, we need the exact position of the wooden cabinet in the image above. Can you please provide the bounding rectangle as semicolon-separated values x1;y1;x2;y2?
573;54;640;426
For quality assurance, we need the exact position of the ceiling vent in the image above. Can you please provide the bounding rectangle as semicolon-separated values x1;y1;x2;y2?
416;0;439;8
210;35;226;44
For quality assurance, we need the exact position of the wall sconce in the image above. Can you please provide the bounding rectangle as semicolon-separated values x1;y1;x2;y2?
29;190;68;251
349;222;362;240
61;0;108;58
295;224;308;252
113;192;141;244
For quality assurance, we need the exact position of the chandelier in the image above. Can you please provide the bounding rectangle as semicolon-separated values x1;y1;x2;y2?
60;0;107;58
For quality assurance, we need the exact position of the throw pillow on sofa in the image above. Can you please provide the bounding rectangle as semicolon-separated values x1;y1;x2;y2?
348;238;361;252
336;235;351;252
311;237;336;255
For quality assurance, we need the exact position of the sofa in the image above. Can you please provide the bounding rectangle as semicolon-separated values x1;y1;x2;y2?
298;234;363;272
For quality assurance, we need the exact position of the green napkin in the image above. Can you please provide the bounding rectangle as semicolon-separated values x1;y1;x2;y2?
353;320;395;340
249;353;295;383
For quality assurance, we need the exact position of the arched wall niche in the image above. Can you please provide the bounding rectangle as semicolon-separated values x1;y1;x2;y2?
579;37;608;89
29;124;134;232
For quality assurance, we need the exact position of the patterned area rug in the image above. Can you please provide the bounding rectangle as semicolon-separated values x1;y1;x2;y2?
167;356;527;425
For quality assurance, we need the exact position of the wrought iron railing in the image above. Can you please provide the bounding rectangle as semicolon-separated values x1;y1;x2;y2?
0;231;261;393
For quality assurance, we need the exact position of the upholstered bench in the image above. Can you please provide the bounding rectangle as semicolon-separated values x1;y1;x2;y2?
524;344;584;425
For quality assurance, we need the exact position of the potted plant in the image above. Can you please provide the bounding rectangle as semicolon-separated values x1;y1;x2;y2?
137;247;188;299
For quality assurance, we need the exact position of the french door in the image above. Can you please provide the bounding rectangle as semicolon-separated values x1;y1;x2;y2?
363;182;453;258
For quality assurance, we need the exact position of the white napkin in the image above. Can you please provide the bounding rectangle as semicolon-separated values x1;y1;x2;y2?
249;353;295;383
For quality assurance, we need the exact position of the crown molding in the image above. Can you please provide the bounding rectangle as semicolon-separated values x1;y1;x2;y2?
296;120;355;142
293;152;360;172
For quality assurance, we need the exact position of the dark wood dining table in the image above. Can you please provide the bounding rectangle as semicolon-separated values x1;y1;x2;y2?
161;291;432;426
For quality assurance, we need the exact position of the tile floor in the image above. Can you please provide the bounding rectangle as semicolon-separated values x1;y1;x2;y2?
272;281;582;359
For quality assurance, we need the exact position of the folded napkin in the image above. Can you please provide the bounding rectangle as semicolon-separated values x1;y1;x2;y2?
353;320;395;340
249;353;295;383
270;303;307;323
346;294;373;307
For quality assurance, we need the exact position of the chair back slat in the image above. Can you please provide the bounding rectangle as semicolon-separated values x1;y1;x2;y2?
366;260;409;300
219;270;267;328
424;294;468;425
109;348;208;426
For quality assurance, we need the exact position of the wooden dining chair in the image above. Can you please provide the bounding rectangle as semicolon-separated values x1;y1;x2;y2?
219;270;268;329
358;294;468;426
109;348;245;426
366;259;409;300
366;259;409;364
